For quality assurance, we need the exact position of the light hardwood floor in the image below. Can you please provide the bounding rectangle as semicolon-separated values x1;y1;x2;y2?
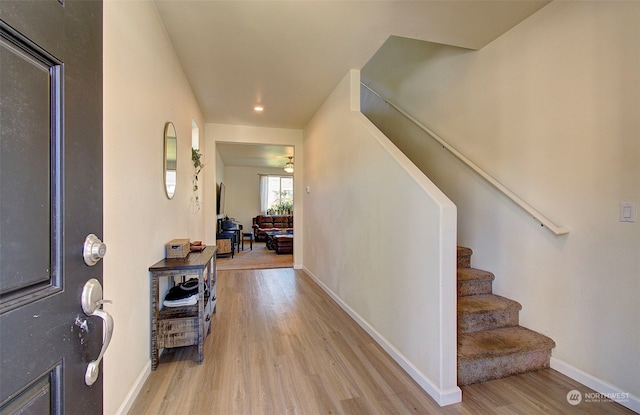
129;268;636;415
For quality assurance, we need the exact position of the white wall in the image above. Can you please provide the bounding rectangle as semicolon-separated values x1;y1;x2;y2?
205;124;303;266
362;1;639;408
103;2;205;414
222;165;291;233
215;149;225;194
303;71;460;405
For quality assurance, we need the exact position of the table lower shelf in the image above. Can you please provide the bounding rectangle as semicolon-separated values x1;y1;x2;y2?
157;296;215;345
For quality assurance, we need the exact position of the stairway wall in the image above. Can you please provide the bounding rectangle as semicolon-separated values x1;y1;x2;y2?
303;71;459;405
361;1;639;405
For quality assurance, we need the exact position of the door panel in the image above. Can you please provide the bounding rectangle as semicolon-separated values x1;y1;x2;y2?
0;20;60;304
0;364;62;415
0;1;103;413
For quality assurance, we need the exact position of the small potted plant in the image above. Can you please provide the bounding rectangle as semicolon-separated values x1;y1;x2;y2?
192;148;204;211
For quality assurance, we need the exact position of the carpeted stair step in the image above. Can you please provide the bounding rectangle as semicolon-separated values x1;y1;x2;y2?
458;294;521;333
457;268;494;296
458;326;556;385
455;245;556;386
457;246;473;268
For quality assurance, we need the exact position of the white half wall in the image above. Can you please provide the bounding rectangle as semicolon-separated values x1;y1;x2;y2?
103;2;205;414
303;70;460;405
361;1;640;408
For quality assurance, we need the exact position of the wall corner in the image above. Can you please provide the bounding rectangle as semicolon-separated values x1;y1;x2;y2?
349;69;361;112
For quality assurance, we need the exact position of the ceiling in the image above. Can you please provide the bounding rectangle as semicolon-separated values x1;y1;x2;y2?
216;142;294;169
154;0;549;167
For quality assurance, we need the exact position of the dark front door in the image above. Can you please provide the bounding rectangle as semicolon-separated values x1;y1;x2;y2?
0;0;104;413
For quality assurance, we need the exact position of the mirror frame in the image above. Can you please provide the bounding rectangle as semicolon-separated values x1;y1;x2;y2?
163;122;177;199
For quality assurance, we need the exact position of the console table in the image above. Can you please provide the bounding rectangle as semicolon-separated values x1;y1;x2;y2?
148;245;217;370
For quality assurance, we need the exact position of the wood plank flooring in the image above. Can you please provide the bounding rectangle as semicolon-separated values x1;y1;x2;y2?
128;268;636;415
216;241;293;271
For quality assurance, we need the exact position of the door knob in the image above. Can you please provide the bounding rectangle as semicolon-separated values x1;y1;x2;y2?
81;278;114;386
83;234;107;266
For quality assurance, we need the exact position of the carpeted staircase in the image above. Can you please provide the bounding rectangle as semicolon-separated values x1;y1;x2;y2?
457;246;556;385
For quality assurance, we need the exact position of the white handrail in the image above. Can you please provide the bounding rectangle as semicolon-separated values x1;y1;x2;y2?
361;83;569;236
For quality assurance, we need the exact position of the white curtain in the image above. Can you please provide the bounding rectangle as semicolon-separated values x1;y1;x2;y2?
259;174;269;214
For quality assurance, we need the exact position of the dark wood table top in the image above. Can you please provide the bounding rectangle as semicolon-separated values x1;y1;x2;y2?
149;245;217;272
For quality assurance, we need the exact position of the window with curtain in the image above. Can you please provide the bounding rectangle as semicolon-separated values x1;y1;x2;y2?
259;175;293;215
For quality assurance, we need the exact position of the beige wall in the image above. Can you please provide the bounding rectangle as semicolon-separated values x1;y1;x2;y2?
215;150;225;197
303;71;460;404
222;165;291;234
363;1;639;406
103;2;205;414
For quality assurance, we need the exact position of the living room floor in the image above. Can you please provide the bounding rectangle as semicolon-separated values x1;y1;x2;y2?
216;241;293;271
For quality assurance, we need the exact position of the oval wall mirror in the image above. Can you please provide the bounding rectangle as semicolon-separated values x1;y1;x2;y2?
163;122;177;199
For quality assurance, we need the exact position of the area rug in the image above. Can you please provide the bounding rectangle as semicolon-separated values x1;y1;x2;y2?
216;241;293;271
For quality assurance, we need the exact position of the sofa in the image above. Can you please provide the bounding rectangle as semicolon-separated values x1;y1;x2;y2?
252;215;293;241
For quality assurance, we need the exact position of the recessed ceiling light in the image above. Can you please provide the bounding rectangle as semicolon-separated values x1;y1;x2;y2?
254;105;264;112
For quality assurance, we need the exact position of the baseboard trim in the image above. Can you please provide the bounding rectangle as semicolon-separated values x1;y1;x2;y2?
115;360;151;415
302;266;462;407
551;357;639;413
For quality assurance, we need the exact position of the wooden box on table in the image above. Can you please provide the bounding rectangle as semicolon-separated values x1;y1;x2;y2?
165;238;190;258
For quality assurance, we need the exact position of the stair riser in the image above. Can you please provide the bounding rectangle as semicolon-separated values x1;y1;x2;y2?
457;255;471;269
458;349;552;385
458;311;519;333
457;280;493;297
457;247;473;268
